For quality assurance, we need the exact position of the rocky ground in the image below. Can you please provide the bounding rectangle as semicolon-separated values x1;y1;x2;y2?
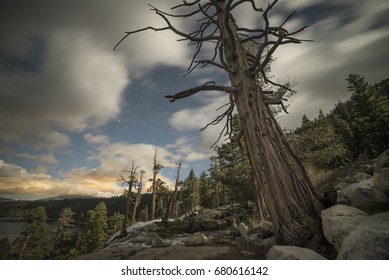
78;149;389;260
77;243;250;260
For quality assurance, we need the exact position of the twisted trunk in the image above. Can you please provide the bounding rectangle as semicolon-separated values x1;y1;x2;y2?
218;2;324;248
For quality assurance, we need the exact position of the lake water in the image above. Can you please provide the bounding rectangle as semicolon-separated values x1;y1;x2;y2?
0;220;28;241
0;220;83;242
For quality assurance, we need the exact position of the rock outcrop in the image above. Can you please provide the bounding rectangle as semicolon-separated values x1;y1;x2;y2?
321;205;368;251
337;178;389;214
337;212;389;259
375;168;389;195
374;149;389;173
151;236;171;248
266;245;327;260
184;232;208;246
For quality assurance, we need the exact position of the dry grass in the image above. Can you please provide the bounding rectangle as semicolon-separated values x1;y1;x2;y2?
305;163;356;192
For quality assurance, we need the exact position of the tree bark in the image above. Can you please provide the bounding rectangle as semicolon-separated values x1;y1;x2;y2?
217;2;324;248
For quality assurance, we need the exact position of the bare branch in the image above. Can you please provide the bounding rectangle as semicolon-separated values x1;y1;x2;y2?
165;84;237;102
261;69;294;93
280;10;297;28
114;26;170;51
250;27;284;76
201;93;235;148
230;0;263;12
149;5;220;42
195;59;232;72
172;0;201;10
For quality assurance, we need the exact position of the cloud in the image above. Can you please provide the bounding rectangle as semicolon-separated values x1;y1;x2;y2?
0;31;128;150
0;140;180;197
0;130;215;198
84;133;111;146
0;0;192;151
168;90;231;149
270;0;389;128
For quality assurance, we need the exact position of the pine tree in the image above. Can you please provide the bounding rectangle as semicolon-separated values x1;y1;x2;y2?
108;212;124;235
347;74;389;157
0;238;11;259
76;202;108;255
139;205;149;222
151;150;163;220
182;169;200;212
199;171;213;208
290;110;351;169
17;206;50;259
50;207;76;259
154;178;169;218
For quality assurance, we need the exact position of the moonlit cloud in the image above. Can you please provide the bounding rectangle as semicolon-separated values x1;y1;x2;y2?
0;31;128;150
271;0;389;128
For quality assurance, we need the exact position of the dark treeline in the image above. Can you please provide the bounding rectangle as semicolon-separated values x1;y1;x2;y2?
0;194;154;260
0;195;152;223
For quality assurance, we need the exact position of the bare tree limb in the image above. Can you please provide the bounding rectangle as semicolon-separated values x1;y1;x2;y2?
172;0;202;10
230;0;263;12
165;84;237;102
114;26;170;51
201;92;235;148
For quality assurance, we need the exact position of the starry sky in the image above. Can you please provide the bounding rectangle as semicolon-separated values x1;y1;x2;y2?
0;0;388;200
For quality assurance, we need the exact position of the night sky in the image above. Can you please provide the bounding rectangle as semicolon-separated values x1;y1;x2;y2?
1;0;388;199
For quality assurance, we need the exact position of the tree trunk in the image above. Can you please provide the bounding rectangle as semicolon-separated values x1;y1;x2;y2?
131;171;144;225
253;176;265;220
120;180;133;237
163;161;181;222
218;3;324;248
151;173;156;220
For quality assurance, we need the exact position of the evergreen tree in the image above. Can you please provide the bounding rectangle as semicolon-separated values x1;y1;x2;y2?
108;212;124;235
290;110;351;169
154;178;169;218
199;171;213;208
76;210;97;254
76;202;108;255
16;206;50;259
139;205;149;222
151;150;163;220
181;169;200;212
347;74;389;157
0;238;11;259
49;207;76;259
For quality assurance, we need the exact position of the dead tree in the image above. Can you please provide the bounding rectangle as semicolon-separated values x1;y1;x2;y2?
131;169;146;225
118;161;138;237
150;149;163;220
163;160;182;222
116;0;325;249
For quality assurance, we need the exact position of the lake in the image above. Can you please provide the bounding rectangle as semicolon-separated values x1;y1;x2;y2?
0;220;28;241
0;220;83;241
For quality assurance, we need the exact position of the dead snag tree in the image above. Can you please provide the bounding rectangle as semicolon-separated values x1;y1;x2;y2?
163;160;182;222
131;169;146;225
118;161;138;237
151;149;163;220
115;0;324;248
